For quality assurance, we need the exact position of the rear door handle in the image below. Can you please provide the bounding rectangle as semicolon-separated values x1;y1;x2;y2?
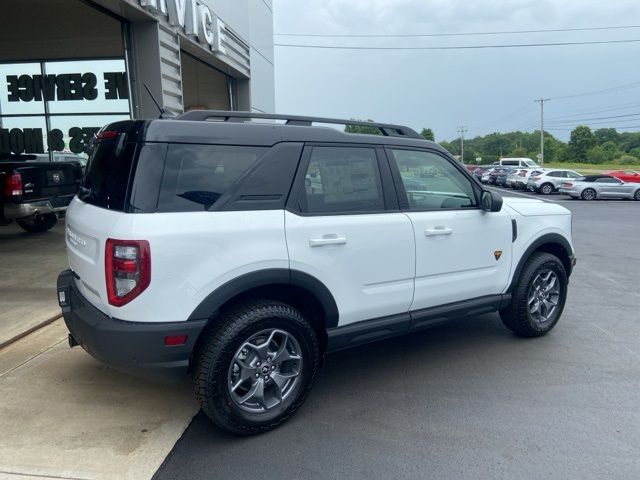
424;227;453;237
309;235;347;247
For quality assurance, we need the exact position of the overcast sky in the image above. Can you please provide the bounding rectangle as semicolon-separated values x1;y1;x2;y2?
273;0;640;141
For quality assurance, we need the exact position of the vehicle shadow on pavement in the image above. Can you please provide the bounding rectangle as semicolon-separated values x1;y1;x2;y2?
154;313;571;479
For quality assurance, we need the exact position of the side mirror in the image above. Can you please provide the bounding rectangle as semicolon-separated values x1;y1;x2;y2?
481;190;503;212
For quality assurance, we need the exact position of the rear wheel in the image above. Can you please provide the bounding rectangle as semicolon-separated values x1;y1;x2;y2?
16;213;57;233
500;252;568;337
539;183;554;195
581;188;596;201
194;300;320;435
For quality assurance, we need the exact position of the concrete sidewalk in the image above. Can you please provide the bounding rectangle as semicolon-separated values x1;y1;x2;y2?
0;221;68;347
0;320;198;480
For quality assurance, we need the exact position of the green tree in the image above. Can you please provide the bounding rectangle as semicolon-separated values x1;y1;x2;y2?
509;146;528;157
594;128;619;145
569;125;597;162
420;128;435;141
344;119;380;135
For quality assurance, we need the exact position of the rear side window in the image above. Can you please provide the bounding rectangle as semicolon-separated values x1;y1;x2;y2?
157;144;267;212
301;146;385;214
81;141;137;211
501;160;518;166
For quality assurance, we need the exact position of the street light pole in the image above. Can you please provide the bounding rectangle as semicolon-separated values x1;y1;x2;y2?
457;126;467;164
534;98;550;166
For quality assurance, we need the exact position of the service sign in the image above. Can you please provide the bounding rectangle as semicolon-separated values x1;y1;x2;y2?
139;0;227;54
0;59;131;156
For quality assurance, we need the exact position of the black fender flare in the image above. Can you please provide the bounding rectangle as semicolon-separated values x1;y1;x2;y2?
188;268;339;328
507;233;574;293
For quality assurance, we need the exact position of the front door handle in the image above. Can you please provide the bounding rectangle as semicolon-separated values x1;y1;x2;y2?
424;227;453;237
309;234;347;247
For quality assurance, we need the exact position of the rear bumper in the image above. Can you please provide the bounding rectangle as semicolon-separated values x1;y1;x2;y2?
57;269;207;382
4;195;74;220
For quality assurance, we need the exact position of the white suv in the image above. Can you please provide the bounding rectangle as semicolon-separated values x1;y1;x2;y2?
57;112;576;435
527;169;583;195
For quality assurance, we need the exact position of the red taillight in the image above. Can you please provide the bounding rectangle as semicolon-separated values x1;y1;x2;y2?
4;173;23;197
96;130;118;141
564;182;573;188
105;239;151;307
532;176;541;181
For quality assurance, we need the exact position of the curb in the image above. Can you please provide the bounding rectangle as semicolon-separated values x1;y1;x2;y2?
0;314;63;350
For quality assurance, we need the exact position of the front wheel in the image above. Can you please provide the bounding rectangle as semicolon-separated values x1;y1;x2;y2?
634;189;640;201
16;213;57;233
194;300;320;435
500;252;568;337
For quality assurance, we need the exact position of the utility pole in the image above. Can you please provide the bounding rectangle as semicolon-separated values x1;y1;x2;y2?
457;126;467;164
534;98;550;166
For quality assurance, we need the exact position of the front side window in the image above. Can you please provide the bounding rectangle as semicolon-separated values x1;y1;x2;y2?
596;177;621;184
300;146;385;213
389;149;477;210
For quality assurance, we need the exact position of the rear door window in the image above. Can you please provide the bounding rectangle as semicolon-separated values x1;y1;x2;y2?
299;146;385;214
157;144;267;212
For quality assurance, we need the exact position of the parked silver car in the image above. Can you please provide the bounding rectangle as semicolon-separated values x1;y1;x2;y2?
559;175;640;200
506;168;535;189
527;169;583;195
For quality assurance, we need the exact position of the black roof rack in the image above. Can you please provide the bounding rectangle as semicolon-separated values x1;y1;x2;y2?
175;110;423;139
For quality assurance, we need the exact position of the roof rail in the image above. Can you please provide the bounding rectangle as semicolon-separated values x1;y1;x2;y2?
175;110;423;139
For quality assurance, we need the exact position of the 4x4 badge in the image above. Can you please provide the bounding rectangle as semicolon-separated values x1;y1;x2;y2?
494;250;502;260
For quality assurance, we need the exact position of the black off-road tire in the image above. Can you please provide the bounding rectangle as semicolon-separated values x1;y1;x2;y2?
16;213;57;233
500;252;568;338
194;300;320;435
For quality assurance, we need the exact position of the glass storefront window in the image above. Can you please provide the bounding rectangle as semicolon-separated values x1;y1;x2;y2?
0;116;48;155
0;58;131;158
0;62;45;115
44;59;130;115
48;114;130;155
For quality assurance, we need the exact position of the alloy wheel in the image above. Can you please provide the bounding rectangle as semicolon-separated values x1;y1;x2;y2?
227;328;303;413
527;269;560;324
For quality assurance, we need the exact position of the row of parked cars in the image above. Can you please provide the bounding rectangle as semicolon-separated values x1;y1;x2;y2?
470;160;640;201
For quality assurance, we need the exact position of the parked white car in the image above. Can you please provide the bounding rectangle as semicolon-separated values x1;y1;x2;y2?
527;169;583;195
493;158;539;168
57;112;576;435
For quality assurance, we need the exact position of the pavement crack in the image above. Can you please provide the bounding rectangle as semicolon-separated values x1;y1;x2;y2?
0;338;67;379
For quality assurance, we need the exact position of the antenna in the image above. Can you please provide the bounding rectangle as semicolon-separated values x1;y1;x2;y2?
143;83;174;118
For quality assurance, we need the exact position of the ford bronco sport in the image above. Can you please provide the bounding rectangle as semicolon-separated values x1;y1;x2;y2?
57;112;575;435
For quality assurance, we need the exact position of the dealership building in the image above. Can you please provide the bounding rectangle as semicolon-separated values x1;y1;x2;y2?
0;0;275;156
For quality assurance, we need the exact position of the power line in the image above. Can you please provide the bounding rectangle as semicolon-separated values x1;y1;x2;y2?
550;80;640;100
275;24;640;38
274;38;640;50
545;101;640;120
473;104;536;130
545;117;640;127
546;111;640;123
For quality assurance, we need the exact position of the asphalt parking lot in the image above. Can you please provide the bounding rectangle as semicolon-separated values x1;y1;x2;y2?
155;190;640;480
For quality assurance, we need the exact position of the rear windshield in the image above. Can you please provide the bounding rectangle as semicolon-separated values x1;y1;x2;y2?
80;140;137;210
